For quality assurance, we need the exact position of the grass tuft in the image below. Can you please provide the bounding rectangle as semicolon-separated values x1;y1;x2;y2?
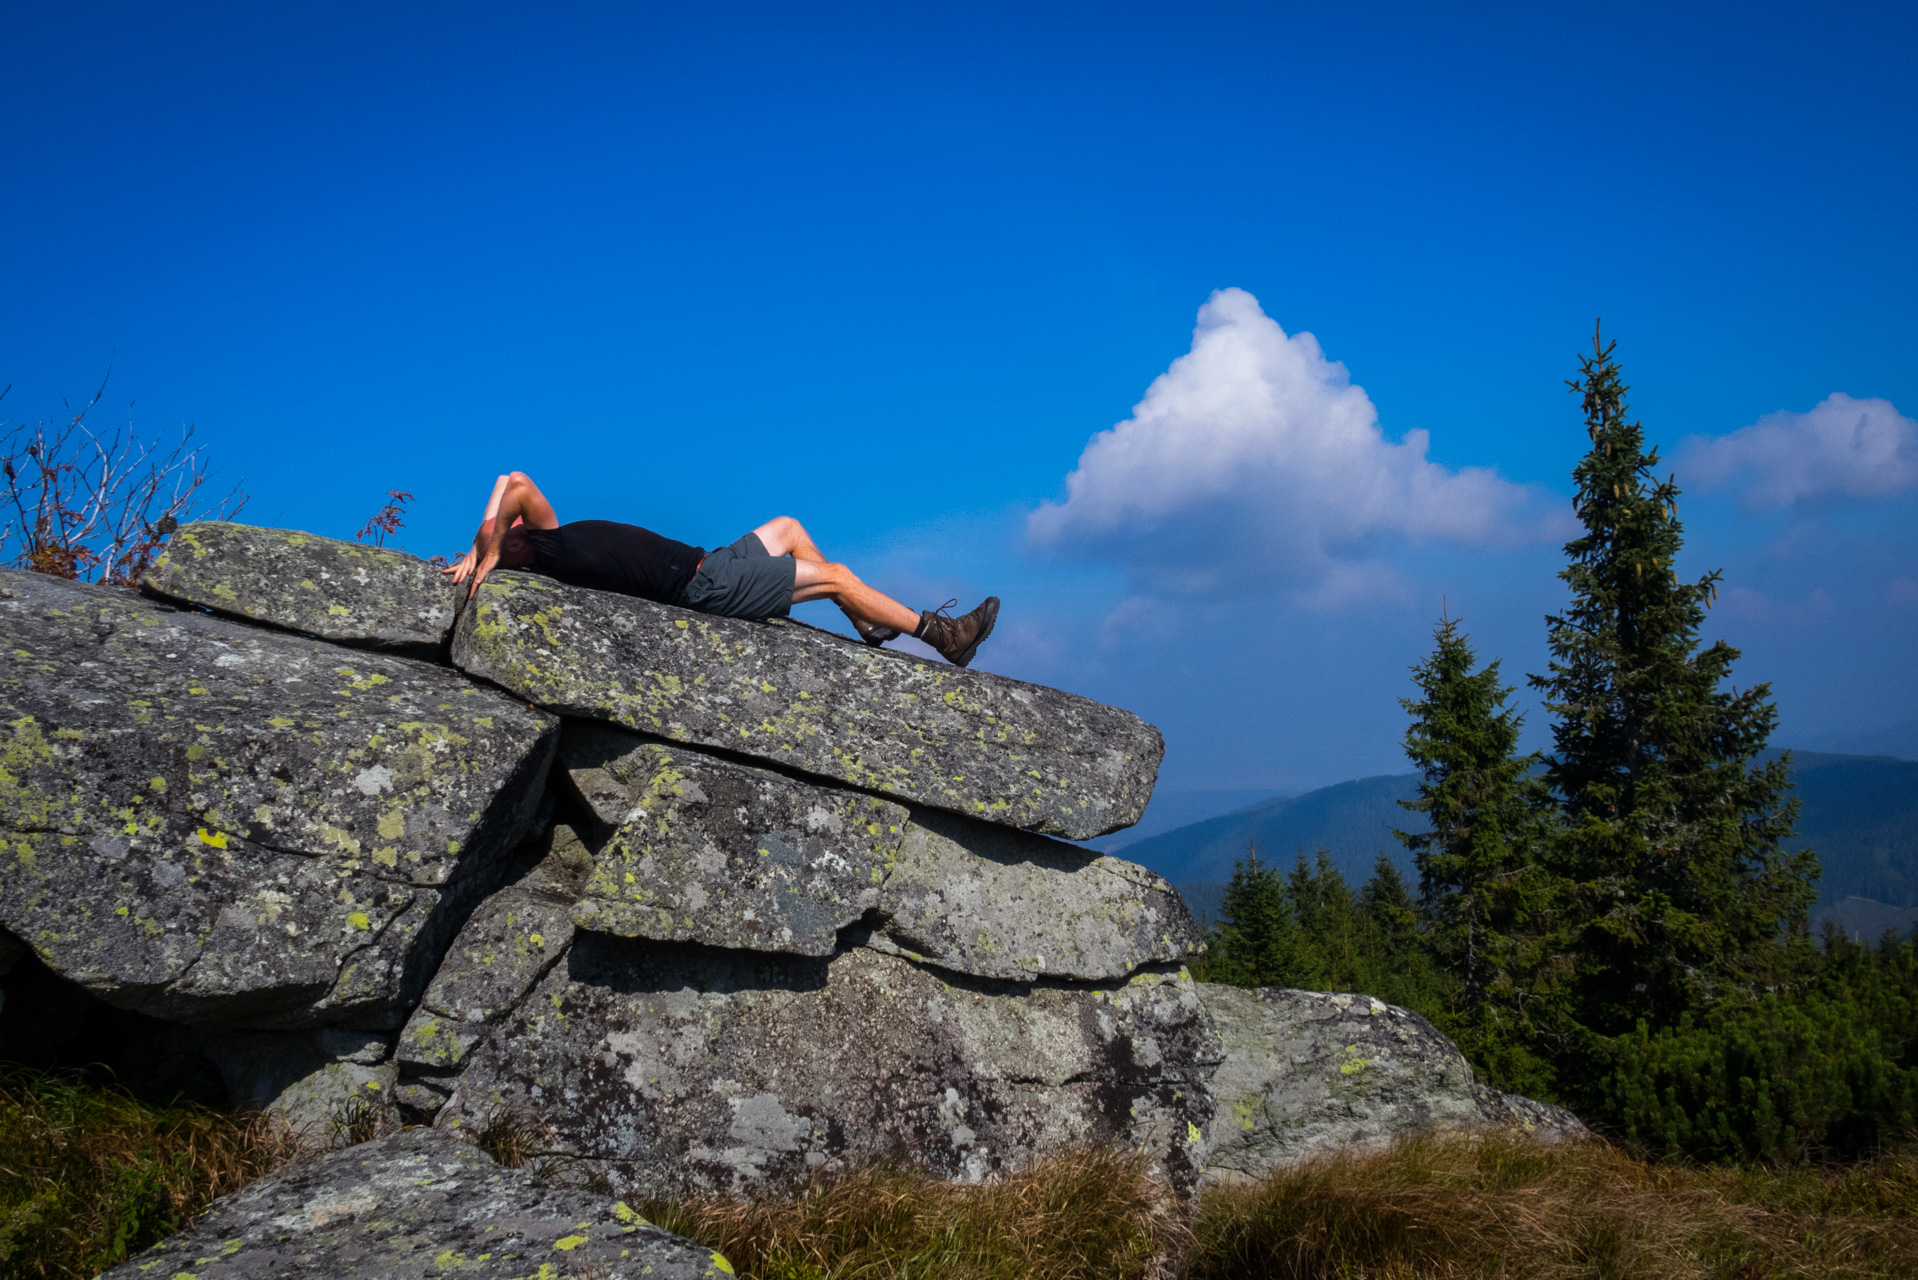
0;1068;302;1280
1187;1131;1918;1280
647;1147;1181;1280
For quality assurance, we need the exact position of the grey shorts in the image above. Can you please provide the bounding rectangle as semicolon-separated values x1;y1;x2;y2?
679;531;796;620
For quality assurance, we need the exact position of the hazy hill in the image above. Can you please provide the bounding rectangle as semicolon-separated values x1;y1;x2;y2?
1121;751;1918;935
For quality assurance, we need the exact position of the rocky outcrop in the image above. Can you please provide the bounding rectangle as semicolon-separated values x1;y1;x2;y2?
452;570;1162;840
3;522;1588;1263
1197;984;1587;1183
100;1127;732;1280
143;521;464;656
438;936;1220;1197
0;569;555;1028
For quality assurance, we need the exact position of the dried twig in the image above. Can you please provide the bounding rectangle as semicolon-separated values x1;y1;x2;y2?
0;376;246;584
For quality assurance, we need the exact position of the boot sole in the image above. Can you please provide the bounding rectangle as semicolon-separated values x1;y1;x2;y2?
948;597;999;668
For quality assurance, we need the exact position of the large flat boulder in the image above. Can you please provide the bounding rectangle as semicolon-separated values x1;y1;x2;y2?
1196;984;1585;1183
561;722;908;955
439;935;1221;1197
143;521;463;657
453;571;1162;840
101;1127;732;1280
0;570;555;1028
868;806;1202;982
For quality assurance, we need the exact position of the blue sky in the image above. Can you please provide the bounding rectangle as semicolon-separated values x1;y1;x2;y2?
4;1;1914;791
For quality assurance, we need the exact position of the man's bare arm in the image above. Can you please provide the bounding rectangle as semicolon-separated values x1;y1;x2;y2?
443;472;559;598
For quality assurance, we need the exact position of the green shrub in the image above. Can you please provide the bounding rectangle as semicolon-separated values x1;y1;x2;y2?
1599;939;1918;1163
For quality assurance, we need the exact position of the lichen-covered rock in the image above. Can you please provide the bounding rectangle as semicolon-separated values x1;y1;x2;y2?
143;521;464;657
868;807;1202;982
1197;984;1484;1182
99;1127;732;1280
561;722;908;955
439;935;1220;1197
0;570;555;1027
452;571;1162;840
196;1026;398;1139
1472;1082;1590;1143
397;824;594;1076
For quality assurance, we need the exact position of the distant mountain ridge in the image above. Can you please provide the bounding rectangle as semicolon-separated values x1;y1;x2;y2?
1121;751;1918;935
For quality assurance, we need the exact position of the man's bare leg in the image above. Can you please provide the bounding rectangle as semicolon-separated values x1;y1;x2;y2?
754;516;916;640
790;557;920;634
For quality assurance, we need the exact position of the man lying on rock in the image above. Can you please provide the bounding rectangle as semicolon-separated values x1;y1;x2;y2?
443;471;1000;667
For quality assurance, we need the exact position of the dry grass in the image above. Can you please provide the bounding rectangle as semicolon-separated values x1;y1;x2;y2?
5;1070;1914;1280
646;1135;1918;1280
1187;1132;1918;1280
646;1147;1182;1280
0;1069;302;1280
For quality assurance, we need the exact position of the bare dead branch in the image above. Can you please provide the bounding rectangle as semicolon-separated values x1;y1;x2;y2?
0;377;248;585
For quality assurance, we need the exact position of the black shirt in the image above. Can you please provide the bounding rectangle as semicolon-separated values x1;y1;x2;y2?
522;521;704;605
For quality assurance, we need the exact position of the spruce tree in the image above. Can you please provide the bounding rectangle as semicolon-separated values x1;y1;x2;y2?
1399;615;1559;1092
1531;325;1815;1037
1207;845;1306;987
1399;615;1551;1015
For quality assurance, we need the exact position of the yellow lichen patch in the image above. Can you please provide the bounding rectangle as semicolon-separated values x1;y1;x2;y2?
347;912;371;930
195;828;228;849
551;1235;589;1251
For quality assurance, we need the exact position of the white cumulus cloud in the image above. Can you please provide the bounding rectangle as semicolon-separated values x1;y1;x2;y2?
1678;393;1918;512
1027;288;1549;599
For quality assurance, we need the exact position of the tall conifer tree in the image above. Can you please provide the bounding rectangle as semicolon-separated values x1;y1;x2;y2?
1531;326;1815;1036
1399;615;1557;1090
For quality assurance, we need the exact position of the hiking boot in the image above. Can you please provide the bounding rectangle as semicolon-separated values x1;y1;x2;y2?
849;616;901;648
917;597;999;668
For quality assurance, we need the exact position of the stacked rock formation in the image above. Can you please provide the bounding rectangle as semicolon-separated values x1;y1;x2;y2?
2;521;1583;1257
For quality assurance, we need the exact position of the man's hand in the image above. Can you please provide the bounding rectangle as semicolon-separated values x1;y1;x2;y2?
443;518;502;598
442;549;478;583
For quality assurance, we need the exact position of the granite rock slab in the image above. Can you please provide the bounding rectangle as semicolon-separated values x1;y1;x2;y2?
0;570;555;1027
397;823;595;1076
143;521;464;657
452;571;1162;840
560;721;907;955
100;1127;732;1280
868;806;1203;982
439;936;1221;1197
1472;1082;1591;1143
1197;984;1583;1182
